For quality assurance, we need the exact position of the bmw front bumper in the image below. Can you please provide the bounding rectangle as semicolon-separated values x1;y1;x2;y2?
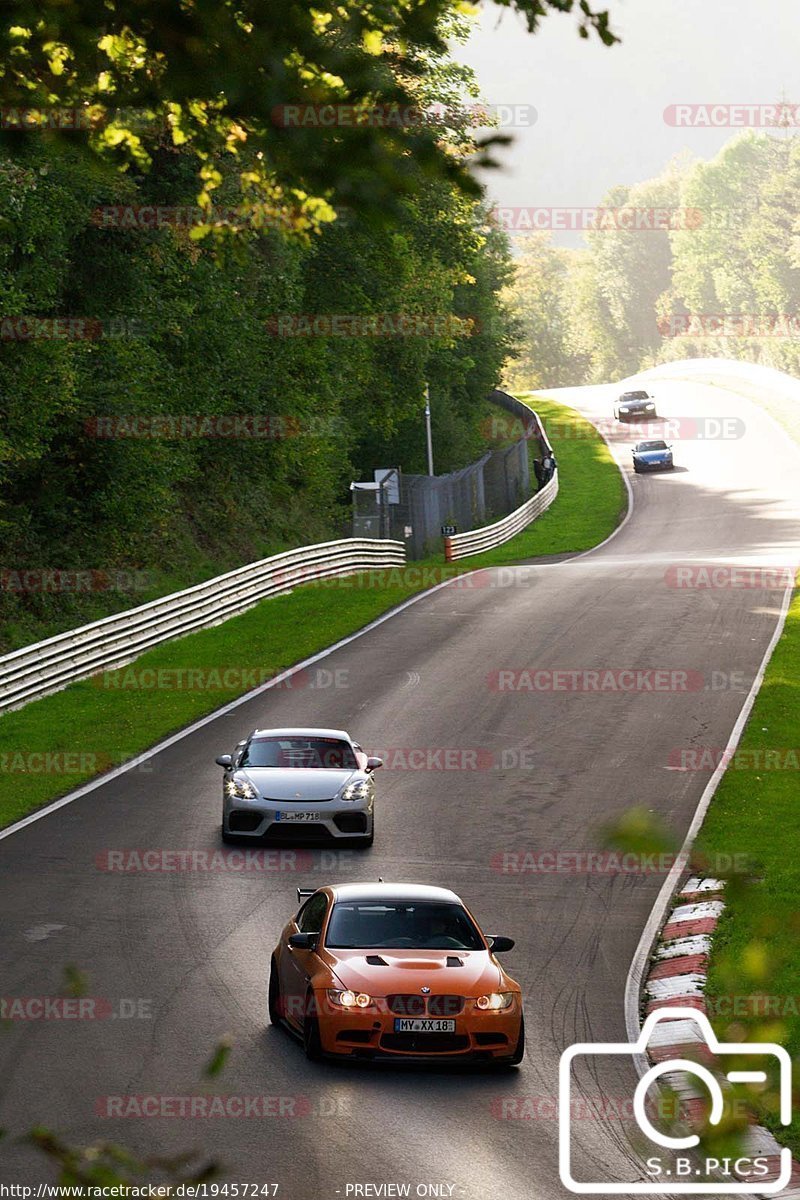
313;994;522;1062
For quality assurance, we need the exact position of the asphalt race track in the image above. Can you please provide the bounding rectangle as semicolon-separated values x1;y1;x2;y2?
1;377;799;1199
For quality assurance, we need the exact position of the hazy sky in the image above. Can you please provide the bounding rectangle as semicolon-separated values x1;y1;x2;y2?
459;0;800;244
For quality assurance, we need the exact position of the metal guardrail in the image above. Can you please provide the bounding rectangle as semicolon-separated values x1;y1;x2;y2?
0;538;406;714
444;471;558;561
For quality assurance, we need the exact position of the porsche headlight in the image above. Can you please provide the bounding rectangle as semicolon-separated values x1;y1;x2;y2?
225;777;258;801
476;992;514;1011
327;989;373;1008
339;779;370;802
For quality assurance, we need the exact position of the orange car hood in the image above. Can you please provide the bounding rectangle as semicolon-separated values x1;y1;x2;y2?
324;948;504;996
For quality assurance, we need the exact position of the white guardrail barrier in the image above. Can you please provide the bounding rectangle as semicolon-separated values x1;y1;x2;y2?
0;538;406;714
444;470;558;561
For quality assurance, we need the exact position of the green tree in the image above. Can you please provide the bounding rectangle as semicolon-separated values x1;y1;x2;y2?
0;1;618;235
501;232;582;390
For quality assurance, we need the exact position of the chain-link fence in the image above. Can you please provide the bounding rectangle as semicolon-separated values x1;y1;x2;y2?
351;391;550;559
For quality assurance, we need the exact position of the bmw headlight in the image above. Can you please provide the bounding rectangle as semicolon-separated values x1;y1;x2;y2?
476;992;514;1011
339;779;370;803
327;989;373;1008
225;776;258;801
645;402;655;409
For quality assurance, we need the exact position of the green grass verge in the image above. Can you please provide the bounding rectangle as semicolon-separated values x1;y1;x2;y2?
0;393;625;830
674;374;800;1155
693;586;800;1154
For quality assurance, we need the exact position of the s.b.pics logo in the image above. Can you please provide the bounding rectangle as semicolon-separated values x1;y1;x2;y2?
559;1008;792;1193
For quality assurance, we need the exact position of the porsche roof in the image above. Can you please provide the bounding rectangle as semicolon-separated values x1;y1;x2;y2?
250;727;351;741
327;883;462;905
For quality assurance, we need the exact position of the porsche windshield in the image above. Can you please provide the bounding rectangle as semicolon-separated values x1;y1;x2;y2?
325;901;485;950
241;737;357;770
636;440;668;452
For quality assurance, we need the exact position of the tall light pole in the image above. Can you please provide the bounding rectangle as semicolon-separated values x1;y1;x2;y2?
424;381;434;476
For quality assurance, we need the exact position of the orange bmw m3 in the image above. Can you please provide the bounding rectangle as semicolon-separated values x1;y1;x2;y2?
268;882;524;1064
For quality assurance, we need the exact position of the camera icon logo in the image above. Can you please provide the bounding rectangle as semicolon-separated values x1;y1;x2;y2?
559;1006;792;1194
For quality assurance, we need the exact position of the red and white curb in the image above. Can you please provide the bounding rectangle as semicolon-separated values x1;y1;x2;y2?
642;876;800;1197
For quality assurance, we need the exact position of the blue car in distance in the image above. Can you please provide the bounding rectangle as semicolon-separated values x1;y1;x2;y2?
632;439;674;473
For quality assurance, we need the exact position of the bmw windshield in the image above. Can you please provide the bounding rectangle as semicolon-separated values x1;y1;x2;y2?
325;901;486;950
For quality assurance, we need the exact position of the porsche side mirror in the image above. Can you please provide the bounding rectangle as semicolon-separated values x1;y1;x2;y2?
487;935;515;953
366;756;384;771
289;933;317;951
215;754;233;769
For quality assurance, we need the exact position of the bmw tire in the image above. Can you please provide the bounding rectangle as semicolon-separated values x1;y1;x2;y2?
508;1014;525;1066
303;992;323;1061
268;957;282;1026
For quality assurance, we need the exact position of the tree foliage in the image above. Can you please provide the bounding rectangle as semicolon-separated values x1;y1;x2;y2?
0;136;515;646
505;132;800;388
0;0;618;236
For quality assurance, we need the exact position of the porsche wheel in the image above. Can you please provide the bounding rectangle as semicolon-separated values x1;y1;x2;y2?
268;958;282;1026
303;992;323;1061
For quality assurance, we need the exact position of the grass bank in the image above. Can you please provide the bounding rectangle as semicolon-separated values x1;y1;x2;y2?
693;587;800;1155
680;370;800;1155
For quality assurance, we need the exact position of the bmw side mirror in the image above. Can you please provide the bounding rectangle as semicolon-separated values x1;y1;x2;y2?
289;933;317;951
366;756;383;771
487;935;515;953
215;754;233;769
